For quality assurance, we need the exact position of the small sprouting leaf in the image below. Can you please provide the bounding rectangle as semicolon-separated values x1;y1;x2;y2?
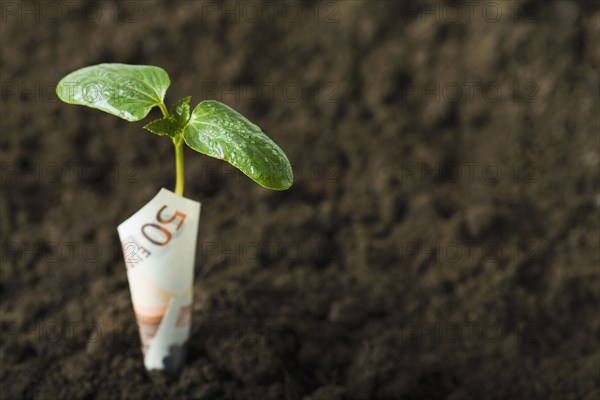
56;63;170;121
143;97;191;138
169;96;191;127
183;100;293;190
143;118;177;137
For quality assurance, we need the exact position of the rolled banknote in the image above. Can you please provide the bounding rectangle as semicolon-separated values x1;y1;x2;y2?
117;188;200;375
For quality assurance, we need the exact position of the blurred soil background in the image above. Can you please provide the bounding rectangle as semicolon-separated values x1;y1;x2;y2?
1;0;599;399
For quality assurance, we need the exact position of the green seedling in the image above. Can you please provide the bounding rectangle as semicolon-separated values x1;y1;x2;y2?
56;63;293;195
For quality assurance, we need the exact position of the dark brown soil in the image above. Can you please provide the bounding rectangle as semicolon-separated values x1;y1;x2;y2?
1;1;599;399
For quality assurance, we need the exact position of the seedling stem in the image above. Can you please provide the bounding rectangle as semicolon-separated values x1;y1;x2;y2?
158;101;185;196
173;138;185;196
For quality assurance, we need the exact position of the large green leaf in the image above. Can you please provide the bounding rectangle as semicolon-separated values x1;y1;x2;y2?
183;100;293;190
56;63;170;121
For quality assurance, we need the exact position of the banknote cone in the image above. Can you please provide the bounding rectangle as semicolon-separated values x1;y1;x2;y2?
117;188;200;376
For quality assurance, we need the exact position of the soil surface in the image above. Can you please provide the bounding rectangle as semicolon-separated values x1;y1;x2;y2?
1;1;599;399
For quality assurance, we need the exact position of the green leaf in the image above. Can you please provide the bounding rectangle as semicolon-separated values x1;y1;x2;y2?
56;63;170;121
183;100;293;190
144;96;191;138
169;96;191;127
143;118;177;137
